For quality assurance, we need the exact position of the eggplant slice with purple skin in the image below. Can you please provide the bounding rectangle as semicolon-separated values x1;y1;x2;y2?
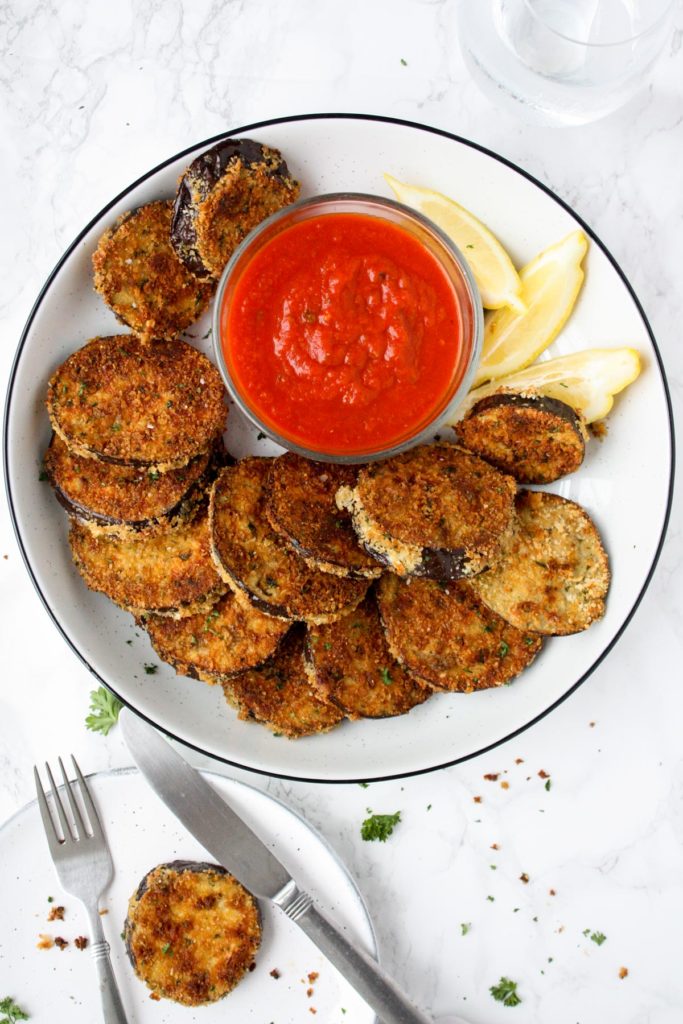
92;200;213;341
44;435;227;539
209;458;369;624
336;442;517;581
171;138;300;281
265;452;382;579
141;590;290;684
471;489;610;636
455;390;587;484
223;626;345;738
124;860;261;1006
377;573;542;693
305;592;430;719
46;335;227;471
69;504;227;618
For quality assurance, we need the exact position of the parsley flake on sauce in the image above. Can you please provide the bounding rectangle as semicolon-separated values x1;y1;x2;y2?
490;976;521;1007
360;811;401;842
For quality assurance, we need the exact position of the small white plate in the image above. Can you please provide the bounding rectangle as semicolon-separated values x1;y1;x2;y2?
0;768;377;1023
4;114;674;781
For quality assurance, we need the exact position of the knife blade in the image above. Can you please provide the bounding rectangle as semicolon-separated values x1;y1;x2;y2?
121;708;434;1024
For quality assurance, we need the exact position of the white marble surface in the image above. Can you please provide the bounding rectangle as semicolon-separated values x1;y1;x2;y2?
1;1;682;1022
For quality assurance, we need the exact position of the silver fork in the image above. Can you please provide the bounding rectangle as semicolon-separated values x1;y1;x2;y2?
34;756;128;1024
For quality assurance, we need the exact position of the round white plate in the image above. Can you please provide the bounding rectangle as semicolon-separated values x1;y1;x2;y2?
0;768;377;1023
4;114;674;781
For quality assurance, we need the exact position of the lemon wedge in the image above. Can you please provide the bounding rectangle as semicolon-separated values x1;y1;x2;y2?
451;347;641;424
473;230;588;388
384;173;524;313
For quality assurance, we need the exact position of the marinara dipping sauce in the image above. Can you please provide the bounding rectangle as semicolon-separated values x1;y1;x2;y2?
216;195;481;460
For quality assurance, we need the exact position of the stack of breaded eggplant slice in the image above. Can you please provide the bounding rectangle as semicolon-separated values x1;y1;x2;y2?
42;134;610;743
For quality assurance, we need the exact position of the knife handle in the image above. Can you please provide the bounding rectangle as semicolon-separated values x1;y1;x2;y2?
276;882;433;1024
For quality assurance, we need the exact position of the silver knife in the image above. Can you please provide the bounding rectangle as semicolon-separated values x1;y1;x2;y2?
121;708;434;1024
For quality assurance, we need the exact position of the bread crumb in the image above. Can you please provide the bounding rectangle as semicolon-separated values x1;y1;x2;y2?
308;972;319;983
500;781;509;790
99;908;109;915
37;933;54;949
75;936;88;950
55;936;69;950
520;873;530;884
619;966;628;979
473;796;482;803
270;968;281;979
48;905;65;921
483;773;499;781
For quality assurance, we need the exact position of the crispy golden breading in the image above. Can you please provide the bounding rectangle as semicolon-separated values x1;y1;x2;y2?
142;591;289;683
210;459;369;624
171;139;300;280
223;628;344;738
471;490;610;635
305;593;429;718
44;434;216;537
377;573;542;693
455;391;587;484
336;443;517;580
69;506;226;617
124;861;261;1006
265;453;381;579
46;335;226;470
92;200;213;341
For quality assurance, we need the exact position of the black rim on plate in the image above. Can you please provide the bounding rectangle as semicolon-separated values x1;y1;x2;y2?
3;113;676;784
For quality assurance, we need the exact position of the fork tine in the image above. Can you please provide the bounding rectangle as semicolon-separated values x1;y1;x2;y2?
71;755;103;837
58;757;90;839
45;760;74;841
34;766;62;854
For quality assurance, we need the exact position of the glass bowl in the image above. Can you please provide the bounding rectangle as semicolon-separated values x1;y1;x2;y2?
212;192;483;463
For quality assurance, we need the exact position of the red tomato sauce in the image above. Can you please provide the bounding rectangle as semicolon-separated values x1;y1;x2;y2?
221;213;462;455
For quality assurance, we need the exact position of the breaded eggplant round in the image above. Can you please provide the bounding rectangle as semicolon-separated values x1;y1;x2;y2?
265;453;381;579
471;490;610;635
46;335;227;470
223;628;344;738
124;860;261;1006
455;391;587;484
171;138;300;280
69;505;226;617
44;434;218;538
305;593;429;718
336;443;517;580
142;590;289;684
377;573;542;693
92;200;213;341
209;459;369;624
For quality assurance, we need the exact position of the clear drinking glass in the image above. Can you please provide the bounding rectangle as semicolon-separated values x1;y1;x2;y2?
457;0;674;125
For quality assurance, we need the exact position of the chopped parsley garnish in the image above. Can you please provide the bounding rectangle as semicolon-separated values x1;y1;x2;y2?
361;811;401;842
490;976;521;1007
460;922;471;936
466;243;475;249
0;998;29;1023
161;942;172;955
38;469;49;481
144;663;157;675
544;778;551;791
379;667;393;686
85;687;123;736
256;431;267;441
590;931;607;946
499;640;510;658
400;57;408;65
111;421;122;432
358;782;369;789
148;469;160;481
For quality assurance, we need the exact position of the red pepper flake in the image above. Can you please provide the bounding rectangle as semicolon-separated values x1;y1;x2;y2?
270;968;281;979
538;770;550;779
519;873;530;884
500;781;510;790
307;988;314;997
308;972;319;983
75;936;88;950
55;936;69;950
483;773;499;781
48;905;65;921
619;967;628;979
473;796;482;803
